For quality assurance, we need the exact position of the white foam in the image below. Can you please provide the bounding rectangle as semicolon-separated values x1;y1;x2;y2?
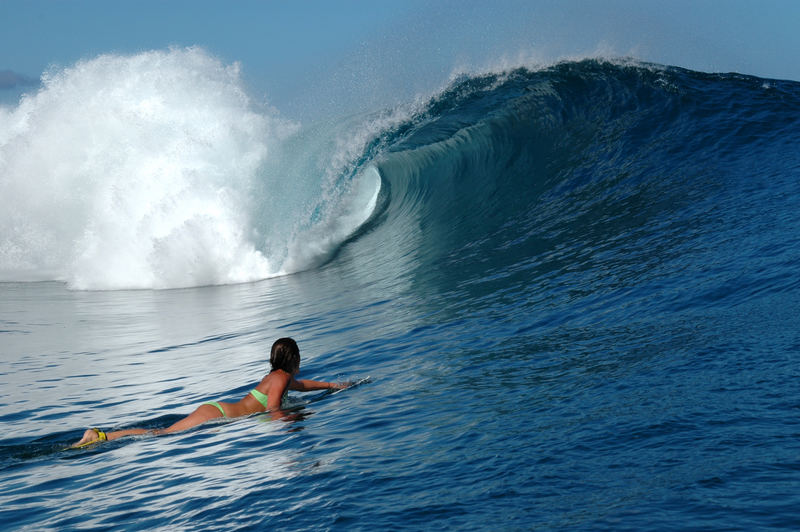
0;48;391;289
0;49;286;289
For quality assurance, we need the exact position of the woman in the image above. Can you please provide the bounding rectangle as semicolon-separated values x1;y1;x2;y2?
73;337;346;447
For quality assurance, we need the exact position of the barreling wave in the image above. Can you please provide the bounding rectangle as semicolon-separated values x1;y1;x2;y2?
2;52;799;292
359;59;800;320
374;59;799;248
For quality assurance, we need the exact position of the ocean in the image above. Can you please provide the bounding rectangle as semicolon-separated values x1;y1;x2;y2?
1;50;800;529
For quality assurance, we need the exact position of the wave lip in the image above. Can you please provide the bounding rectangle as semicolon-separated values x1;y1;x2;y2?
281;165;382;274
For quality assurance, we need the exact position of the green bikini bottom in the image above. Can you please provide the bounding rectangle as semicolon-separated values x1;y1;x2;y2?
203;401;226;417
203;389;270;418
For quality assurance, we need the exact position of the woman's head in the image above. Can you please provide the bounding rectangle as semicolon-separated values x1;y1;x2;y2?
270;337;300;373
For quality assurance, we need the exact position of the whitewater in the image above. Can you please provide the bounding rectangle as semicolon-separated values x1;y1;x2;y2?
0;48;381;289
2;48;800;530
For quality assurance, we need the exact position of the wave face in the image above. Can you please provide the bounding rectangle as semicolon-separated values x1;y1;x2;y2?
0;48;380;289
361;60;800;323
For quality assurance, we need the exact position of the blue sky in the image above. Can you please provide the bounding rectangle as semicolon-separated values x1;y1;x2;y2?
2;0;799;118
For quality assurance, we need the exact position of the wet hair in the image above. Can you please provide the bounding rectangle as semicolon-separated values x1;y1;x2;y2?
270;337;300;373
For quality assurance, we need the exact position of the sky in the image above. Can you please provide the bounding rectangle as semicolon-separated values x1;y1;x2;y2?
1;0;799;118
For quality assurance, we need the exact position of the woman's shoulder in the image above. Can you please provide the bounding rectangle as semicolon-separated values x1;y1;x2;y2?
259;369;291;390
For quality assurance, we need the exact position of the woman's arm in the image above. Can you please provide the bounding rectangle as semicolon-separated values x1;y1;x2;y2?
289;378;345;391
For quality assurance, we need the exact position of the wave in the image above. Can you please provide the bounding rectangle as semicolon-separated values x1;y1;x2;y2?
2;52;798;291
378;59;800;229
365;59;800;318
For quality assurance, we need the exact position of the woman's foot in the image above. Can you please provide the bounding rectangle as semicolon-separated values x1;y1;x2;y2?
72;428;103;447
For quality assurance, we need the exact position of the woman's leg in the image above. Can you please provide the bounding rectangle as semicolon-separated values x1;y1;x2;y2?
156;403;224;434
72;404;224;446
72;427;149;446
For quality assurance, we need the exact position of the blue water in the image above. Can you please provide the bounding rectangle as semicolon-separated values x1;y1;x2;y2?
2;58;800;530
